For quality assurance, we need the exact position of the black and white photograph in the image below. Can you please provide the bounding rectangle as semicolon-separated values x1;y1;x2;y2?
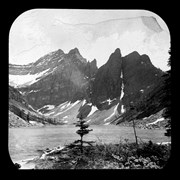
8;9;171;169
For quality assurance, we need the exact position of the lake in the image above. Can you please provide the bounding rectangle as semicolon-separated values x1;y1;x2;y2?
8;125;170;163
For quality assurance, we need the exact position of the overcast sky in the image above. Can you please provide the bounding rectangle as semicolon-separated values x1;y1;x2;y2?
9;9;171;71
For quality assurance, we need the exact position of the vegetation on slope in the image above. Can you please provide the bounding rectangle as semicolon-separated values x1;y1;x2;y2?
9;85;60;127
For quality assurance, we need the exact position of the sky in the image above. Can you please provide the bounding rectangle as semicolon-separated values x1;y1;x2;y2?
9;9;171;71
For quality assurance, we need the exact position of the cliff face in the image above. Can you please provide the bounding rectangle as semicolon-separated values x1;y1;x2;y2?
91;48;123;107
119;51;164;109
75;48;165;125
90;49;163;112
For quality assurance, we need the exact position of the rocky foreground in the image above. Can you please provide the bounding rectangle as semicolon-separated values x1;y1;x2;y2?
14;140;171;170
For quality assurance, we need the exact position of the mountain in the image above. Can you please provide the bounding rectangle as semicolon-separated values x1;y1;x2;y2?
79;48;164;125
9;48;98;111
9;85;58;127
118;51;164;111
91;48;123;108
9;47;167;126
112;71;170;125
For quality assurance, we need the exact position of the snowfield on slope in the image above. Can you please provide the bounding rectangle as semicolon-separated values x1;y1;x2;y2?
104;103;119;122
54;101;81;116
9;68;50;87
87;106;98;117
146;118;165;126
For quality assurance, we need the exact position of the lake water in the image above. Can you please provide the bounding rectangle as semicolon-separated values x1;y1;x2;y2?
8;125;170;163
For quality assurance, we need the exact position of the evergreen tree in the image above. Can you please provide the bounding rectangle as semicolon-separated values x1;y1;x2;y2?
69;113;94;157
162;57;171;136
75;114;94;154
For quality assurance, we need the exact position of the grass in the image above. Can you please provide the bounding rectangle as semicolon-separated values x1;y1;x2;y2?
34;139;171;169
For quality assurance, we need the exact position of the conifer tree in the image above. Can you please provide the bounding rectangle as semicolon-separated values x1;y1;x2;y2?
71;113;94;156
162;57;171;136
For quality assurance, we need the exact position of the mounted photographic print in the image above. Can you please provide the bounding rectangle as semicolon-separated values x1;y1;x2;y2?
9;9;171;169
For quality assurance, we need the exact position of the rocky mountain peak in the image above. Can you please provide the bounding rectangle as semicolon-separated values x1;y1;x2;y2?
106;48;122;66
125;51;140;59
68;47;80;55
111;48;122;58
56;49;65;54
140;54;151;64
90;59;97;67
114;48;121;55
66;47;87;64
91;48;123;105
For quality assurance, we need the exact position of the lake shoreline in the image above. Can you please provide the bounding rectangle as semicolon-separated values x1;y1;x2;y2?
12;140;171;169
9;125;170;169
13;141;171;169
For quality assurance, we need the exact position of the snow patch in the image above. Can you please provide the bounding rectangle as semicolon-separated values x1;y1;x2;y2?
28;105;37;112
47;105;55;110
60;102;71;110
37;105;55;113
86;119;91;123
120;71;124;101
19;91;24;95
107;98;113;105
28;89;40;94
70;100;80;107
104;122;110;125
87;106;98;117
62;116;68;119
82;99;86;106
29;121;42;125
28;90;34;93
54;100;80;116
58;57;63;62
52;67;58;73
29;121;36;124
43;105;55;110
143;114;154;120
9;68;50;87
146;118;165;126
120;71;123;78
121;104;126;113
101;98;116;105
104;103;119;122
156;142;171;145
